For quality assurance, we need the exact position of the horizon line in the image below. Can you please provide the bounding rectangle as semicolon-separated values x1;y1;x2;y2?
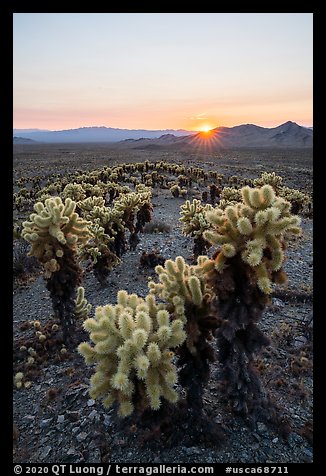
13;120;313;133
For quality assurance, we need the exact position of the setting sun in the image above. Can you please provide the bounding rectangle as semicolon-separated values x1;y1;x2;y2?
199;124;214;133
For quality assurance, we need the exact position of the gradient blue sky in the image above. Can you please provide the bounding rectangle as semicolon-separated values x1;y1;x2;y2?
13;13;313;131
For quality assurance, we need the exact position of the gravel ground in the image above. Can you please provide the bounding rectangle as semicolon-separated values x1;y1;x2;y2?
13;187;313;464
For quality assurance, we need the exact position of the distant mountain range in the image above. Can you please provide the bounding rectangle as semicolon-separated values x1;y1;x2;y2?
13;121;313;148
12;126;193;143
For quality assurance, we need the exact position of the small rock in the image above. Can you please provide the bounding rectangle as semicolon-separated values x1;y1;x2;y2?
67;447;78;456
288;433;303;447
302;448;313;459
90;448;101;463
40;418;53;428
23;415;35;423
39;446;52;460
72;427;80;434
293;336;308;348
87;399;96;407
57;415;65;424
103;415;111;427
88;409;98;420
66;411;79;422
273;298;284;308
76;432;88;442
240;451;249;460
252;432;261;441
257;422;268;435
272;437;279;444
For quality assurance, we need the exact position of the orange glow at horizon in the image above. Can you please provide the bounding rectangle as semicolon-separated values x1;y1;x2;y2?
198;124;216;133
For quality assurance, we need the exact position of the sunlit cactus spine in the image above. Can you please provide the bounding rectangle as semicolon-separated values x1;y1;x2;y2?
22;197;92;344
201;184;301;421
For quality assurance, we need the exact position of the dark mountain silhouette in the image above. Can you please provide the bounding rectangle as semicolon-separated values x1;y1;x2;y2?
117;121;313;149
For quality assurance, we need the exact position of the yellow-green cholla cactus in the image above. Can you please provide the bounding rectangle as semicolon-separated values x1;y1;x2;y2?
22;197;91;278
179;199;213;258
253;171;283;192
77;196;106;213
22;197;92;343
148;256;217;413
149;256;207;321
78;291;186;417
62;183;86;202
180;199;213;239
218;187;242;209
199;185;302;418
203;184;301;294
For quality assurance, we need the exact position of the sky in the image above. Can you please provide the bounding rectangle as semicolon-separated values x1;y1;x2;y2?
13;13;313;131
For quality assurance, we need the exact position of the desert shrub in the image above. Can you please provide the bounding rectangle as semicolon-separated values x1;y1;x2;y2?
143;221;171;234
13;239;41;283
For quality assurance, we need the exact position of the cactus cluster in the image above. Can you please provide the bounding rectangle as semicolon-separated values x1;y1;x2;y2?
78;189;152;283
218;187;242;209
203;184;301;294
78;290;186;417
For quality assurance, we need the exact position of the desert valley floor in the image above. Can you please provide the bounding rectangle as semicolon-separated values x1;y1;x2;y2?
13;145;313;464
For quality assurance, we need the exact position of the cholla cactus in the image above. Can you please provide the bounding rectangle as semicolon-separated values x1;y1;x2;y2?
179;199;213;258
79;222;120;285
75;287;92;320
22;197;91;276
218;187;242;209
200;184;302;420
78;290;186;417
22;197;92;343
62;183;86;202
149;256;217;413
170;184;181;198
253;171;283;192
279;186;311;215
77;196;106;213
253;172;311;216
203;184;301;294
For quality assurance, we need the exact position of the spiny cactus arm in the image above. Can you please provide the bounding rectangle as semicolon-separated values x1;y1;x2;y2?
75;287;92;319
